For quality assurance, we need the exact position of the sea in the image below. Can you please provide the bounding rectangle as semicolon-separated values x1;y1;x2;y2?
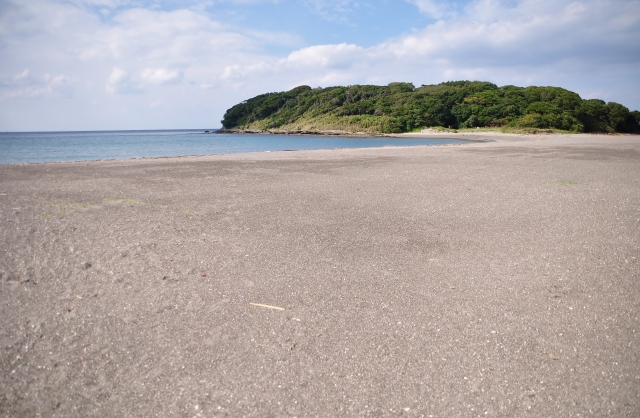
0;129;467;164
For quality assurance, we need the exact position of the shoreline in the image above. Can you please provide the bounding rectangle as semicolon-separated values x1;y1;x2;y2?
0;133;477;166
215;128;391;137
218;127;640;140
0;141;471;167
4;131;639;166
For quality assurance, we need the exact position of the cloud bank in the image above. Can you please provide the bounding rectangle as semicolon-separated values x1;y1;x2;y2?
0;0;638;130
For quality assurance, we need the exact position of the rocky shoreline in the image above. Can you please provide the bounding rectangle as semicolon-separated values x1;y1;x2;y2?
214;128;389;137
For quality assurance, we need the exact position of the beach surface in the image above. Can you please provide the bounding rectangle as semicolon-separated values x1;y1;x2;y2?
1;133;639;416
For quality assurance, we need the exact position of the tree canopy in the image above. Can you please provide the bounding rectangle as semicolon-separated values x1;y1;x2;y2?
221;81;640;134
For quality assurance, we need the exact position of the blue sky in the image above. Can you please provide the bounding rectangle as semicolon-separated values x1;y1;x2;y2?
1;0;639;131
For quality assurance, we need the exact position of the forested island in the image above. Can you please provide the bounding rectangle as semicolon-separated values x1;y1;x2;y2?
220;81;640;134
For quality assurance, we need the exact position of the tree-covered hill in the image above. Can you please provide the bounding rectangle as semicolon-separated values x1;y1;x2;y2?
221;81;640;134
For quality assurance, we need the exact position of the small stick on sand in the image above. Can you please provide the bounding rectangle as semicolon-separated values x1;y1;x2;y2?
249;303;285;311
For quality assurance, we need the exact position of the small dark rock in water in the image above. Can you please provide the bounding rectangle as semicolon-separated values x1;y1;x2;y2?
82;262;92;270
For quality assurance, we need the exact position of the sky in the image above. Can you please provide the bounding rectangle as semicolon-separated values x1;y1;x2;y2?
1;0;639;131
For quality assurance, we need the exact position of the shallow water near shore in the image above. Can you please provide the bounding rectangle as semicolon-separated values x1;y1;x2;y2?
0;129;467;164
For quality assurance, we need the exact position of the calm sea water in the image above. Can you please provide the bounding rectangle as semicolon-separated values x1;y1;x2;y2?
0;129;467;164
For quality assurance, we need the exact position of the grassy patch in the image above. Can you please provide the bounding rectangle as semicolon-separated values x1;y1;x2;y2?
44;198;140;219
103;198;140;205
247;114;403;133
48;201;92;215
52;201;92;209
554;179;579;185
244;120;576;135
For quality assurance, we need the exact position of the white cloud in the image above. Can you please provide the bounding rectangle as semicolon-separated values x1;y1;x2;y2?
140;68;181;85
0;68;73;100
220;43;366;89
285;43;364;67
66;0;131;7
406;0;449;19
221;0;640;106
13;69;30;81
105;67;135;93
85;8;258;62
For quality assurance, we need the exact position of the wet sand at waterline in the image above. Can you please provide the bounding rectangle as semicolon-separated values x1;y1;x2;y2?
1;133;639;416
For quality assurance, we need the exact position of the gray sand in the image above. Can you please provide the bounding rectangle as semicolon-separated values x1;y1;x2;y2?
1;134;639;416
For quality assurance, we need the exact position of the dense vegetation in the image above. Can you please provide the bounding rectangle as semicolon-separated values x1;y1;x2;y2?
221;81;640;134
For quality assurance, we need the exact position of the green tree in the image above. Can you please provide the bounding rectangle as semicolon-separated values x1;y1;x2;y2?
607;102;638;133
220;81;637;134
631;111;640;132
576;99;611;132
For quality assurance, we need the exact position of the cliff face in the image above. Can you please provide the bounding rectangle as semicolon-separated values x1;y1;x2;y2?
221;81;640;134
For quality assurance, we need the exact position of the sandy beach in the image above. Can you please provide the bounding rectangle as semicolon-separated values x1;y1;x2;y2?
1;133;639;416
